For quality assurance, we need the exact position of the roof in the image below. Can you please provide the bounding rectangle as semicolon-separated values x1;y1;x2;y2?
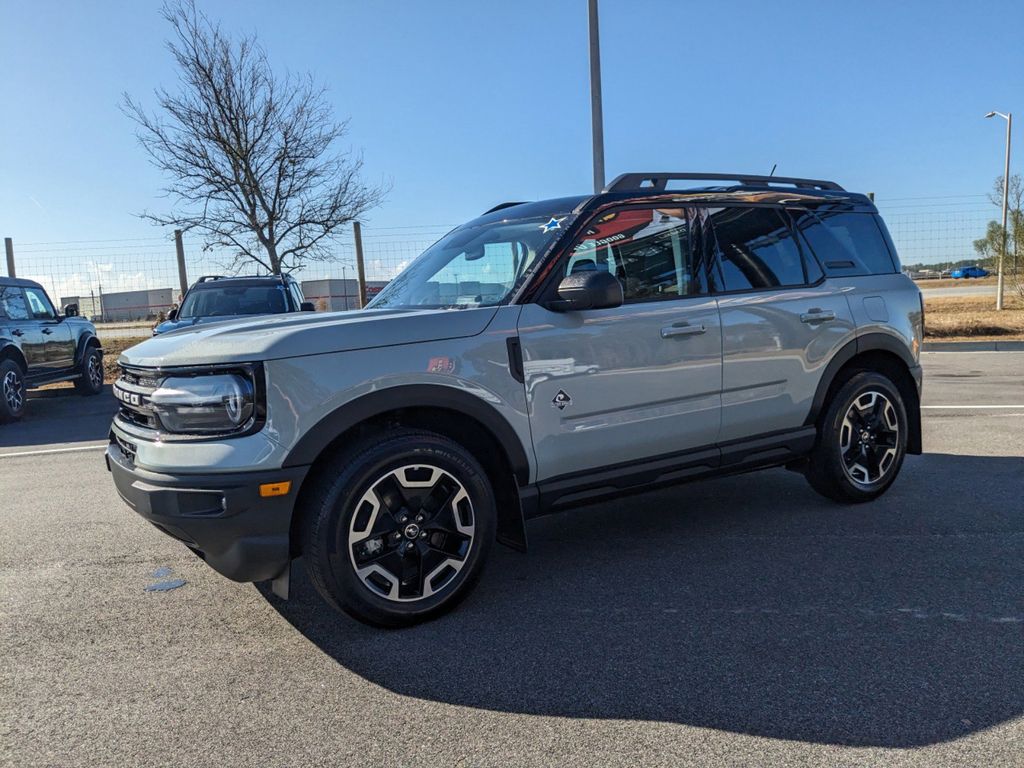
474;173;874;226
0;276;44;289
189;274;297;289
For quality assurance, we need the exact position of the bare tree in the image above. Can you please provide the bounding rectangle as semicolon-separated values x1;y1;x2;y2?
123;0;385;274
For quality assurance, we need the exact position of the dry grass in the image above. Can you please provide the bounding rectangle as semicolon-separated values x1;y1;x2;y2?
925;292;1024;339
914;276;998;290
100;337;149;383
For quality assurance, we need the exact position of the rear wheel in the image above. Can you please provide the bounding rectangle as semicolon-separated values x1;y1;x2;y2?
74;345;104;396
0;359;27;423
805;371;908;503
301;429;496;627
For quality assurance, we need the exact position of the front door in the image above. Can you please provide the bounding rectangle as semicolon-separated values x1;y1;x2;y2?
22;286;75;374
518;206;723;482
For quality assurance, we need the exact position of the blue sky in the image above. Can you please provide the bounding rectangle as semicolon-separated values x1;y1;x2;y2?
1;0;1021;255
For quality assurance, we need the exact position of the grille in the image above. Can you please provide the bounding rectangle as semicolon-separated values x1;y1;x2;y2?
114;434;138;464
114;365;161;432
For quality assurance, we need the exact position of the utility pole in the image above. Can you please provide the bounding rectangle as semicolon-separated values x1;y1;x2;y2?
4;238;14;278
588;0;605;193
353;221;367;309
985;111;1012;311
174;229;188;298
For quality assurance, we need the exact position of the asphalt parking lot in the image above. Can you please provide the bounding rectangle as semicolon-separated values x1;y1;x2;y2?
2;351;1022;767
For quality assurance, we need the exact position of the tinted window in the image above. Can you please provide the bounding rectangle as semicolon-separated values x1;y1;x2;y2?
791;210;896;275
0;287;30;320
711;207;810;291
23;287;56;319
179;284;290;318
567;207;711;303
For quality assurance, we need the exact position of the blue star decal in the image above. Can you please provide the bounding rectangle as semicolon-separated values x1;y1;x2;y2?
540;216;566;233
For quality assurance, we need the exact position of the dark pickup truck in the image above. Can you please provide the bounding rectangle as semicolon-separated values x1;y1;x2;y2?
0;277;104;422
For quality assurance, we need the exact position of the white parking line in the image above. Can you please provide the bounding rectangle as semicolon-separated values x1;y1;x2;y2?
922;405;1024;409
0;443;108;459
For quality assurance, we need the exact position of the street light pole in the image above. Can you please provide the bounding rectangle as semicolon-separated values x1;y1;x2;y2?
588;0;605;193
985;111;1012;311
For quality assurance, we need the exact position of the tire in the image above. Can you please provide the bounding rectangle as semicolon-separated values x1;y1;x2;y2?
301;428;496;627
805;371;909;503
0;359;27;423
74;345;104;396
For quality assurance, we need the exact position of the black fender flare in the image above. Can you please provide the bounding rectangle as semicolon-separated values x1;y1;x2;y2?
0;341;28;372
74;333;101;367
281;384;531;482
805;332;922;454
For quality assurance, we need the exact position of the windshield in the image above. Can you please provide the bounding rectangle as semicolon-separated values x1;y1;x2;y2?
367;214;574;309
179;284;290;318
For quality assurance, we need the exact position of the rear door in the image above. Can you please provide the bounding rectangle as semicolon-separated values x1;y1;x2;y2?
23;286;76;372
518;205;723;481
709;206;856;442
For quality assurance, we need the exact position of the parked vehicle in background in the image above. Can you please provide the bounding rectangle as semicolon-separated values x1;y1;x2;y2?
107;172;924;627
951;266;989;279
0;277;103;422
152;274;315;335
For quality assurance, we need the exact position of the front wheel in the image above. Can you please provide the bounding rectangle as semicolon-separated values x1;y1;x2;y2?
301;429;496;627
0;359;27;423
805;371;908;503
74;346;104;396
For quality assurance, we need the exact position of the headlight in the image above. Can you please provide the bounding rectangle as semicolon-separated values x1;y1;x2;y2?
149;372;257;435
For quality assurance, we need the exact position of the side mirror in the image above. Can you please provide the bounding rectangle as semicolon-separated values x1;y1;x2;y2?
167;307;178;321
63;303;79;317
547;270;623;312
300;301;316;312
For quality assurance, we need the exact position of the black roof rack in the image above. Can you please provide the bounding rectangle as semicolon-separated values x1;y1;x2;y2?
483;201;531;215
604;172;844;193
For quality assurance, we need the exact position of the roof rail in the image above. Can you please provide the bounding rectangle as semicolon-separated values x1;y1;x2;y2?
196;275;227;283
604;172;844;193
483;201;530;214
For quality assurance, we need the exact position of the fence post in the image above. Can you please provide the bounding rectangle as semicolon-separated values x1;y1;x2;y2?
174;229;188;297
353;221;367;308
4;238;14;278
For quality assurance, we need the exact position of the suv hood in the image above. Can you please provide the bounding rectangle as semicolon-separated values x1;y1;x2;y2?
121;307;500;368
153;314;268;335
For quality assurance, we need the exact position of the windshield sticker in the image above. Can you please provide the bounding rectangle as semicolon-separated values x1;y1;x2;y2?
539;216;566;233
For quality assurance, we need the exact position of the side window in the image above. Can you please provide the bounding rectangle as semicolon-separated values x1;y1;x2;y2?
0;287;31;320
791;210;897;276
566;207;710;303
23;287;56;320
290;283;305;309
710;207;811;291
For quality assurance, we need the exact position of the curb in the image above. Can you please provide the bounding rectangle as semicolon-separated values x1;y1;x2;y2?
923;340;1024;352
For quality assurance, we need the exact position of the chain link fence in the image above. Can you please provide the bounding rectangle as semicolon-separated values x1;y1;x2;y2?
1;195;1011;324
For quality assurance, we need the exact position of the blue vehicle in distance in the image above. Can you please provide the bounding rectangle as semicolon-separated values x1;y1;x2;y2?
950;266;989;279
153;274;315;335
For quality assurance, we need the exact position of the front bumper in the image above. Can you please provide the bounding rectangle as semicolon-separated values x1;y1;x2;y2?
106;441;308;582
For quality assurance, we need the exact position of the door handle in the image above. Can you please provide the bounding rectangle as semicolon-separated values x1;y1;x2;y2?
799;309;836;324
12;329;24;336
42;328;53;335
661;322;707;339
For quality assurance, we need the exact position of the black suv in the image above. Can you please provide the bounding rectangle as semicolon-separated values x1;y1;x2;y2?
152;274;314;335
0;277;104;422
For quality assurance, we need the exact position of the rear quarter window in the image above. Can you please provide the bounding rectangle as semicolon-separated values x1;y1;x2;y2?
790;210;897;276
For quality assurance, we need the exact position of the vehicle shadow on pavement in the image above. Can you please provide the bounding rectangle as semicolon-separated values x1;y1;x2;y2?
0;388;116;450
259;452;1024;748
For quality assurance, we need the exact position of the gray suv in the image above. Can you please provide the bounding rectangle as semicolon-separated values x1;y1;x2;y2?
106;173;924;627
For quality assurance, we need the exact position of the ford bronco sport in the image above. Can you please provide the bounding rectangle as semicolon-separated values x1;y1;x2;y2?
106;172;923;627
1;277;104;422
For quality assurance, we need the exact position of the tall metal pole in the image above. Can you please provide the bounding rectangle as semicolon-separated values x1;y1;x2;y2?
996;113;1012;311
588;0;605;193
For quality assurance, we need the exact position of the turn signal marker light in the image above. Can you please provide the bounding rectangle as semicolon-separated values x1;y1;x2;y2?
259;481;292;498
